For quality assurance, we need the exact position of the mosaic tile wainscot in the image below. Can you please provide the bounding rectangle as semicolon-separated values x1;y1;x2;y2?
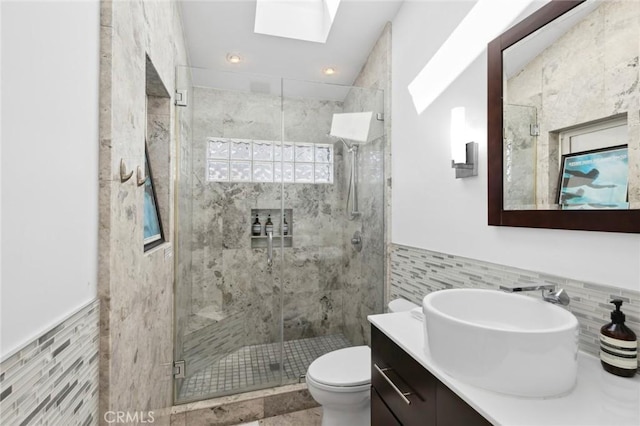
0;300;100;425
389;244;640;373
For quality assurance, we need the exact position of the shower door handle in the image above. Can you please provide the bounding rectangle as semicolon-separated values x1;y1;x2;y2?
266;231;273;269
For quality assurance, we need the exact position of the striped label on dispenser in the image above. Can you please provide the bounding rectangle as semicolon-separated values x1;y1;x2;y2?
600;334;638;370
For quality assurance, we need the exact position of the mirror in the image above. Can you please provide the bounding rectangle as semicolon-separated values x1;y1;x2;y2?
488;0;640;233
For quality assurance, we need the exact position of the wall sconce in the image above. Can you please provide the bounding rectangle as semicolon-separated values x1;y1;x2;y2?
450;107;478;179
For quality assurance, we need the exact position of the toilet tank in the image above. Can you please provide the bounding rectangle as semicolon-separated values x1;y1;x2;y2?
388;298;418;313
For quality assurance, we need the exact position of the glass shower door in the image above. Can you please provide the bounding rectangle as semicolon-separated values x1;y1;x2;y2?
173;67;286;402
277;79;385;386
503;104;538;210
173;69;387;404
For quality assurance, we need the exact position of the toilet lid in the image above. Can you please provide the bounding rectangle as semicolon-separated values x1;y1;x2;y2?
307;346;370;387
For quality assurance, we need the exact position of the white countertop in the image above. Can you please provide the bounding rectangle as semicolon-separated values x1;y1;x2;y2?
368;312;640;426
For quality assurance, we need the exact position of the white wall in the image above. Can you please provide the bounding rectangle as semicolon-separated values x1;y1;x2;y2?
391;0;640;290
1;0;100;358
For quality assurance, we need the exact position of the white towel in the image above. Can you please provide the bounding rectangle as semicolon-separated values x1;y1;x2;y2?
410;307;424;322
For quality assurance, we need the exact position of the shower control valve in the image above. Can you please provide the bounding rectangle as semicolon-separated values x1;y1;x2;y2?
351;231;363;252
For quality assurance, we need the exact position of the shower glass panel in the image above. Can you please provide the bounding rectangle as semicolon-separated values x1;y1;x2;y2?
174;67;385;404
174;67;285;403
503;104;538;210
278;79;385;385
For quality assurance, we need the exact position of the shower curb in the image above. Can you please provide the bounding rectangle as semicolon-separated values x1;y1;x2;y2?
170;383;319;425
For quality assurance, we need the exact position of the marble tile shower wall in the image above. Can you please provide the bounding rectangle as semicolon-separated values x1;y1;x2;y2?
338;138;386;345
337;22;390;346
340;96;385;345
0;300;99;426
390;244;640;365
98;0;188;420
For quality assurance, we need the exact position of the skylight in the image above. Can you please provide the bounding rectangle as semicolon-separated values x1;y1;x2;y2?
407;0;535;114
254;0;341;43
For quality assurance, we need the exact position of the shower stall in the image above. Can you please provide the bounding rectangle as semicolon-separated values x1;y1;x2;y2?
503;104;538;210
173;66;386;403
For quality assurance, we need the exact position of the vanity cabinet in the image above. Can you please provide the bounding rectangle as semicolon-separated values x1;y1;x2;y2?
371;326;492;426
372;387;402;426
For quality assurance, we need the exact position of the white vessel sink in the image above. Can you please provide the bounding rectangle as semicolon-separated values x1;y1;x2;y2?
423;288;579;398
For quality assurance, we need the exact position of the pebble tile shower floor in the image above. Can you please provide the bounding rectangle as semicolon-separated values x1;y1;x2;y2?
179;334;351;399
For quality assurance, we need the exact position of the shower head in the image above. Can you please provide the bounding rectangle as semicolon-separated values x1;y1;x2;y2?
329;112;373;144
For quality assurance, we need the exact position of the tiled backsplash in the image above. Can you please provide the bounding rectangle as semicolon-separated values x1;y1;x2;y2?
389;244;640;370
0;299;100;425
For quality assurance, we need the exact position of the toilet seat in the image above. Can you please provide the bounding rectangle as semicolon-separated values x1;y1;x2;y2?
306;371;371;393
306;346;370;390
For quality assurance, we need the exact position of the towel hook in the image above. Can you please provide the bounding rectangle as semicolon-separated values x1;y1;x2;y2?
136;165;147;186
120;159;134;183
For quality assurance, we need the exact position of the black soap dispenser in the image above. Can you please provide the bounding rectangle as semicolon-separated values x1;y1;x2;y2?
282;214;289;236
600;299;638;377
265;214;274;235
252;213;262;236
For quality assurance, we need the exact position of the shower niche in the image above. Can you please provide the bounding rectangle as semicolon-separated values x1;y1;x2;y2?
250;208;293;248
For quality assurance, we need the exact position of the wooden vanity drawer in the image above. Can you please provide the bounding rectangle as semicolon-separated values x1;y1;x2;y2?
371;326;436;426
436;382;492;426
372;387;402;426
371;325;493;426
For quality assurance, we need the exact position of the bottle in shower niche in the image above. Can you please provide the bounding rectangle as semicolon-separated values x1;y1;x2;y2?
282;214;289;236
600;299;638;377
265;214;274;235
252;213;262;236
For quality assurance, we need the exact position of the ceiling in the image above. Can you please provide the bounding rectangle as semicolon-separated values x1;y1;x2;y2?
178;0;404;90
504;1;600;79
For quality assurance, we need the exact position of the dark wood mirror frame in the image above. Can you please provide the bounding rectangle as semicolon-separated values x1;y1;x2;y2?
487;0;640;233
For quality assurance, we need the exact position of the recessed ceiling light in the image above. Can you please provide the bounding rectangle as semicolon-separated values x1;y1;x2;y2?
227;54;242;64
323;67;336;76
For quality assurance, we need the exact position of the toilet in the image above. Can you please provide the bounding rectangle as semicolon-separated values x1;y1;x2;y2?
306;298;418;426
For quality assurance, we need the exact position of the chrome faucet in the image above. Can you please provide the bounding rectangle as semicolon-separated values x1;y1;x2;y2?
499;284;570;306
543;288;570;305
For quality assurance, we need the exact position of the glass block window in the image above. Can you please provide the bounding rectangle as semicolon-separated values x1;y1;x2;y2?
314;163;332;183
274;162;294;183
206;138;333;184
274;143;294;162
315;145;333;163
253;141;273;161
253;162;274;182
208;161;229;181
294;143;314;162
230;161;251;181
230;140;251;160
208;139;229;159
294;163;314;183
